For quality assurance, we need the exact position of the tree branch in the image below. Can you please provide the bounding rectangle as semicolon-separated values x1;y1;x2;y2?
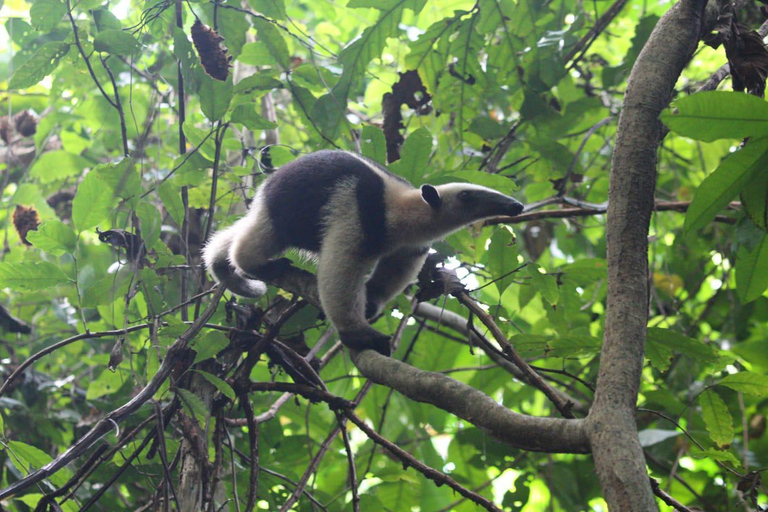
0;287;226;501
585;0;709;509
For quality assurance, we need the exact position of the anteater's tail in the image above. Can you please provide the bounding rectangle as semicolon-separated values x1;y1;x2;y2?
202;226;267;298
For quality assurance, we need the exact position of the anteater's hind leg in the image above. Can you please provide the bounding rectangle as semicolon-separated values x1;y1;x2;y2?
317;220;390;356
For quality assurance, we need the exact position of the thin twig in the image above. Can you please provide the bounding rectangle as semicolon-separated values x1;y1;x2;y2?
335;412;360;512
345;411;502;512
0;287;226;500
0;323;153;397
66;0;117;109
454;290;576;418
240;397;259;512
99;56;130;156
484;200;741;226
565;0;631;66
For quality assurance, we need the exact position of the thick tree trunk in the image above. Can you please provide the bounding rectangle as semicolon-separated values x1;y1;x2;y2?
586;0;708;509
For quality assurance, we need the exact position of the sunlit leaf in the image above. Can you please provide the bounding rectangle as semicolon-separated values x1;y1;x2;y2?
685;137;768;233
662;92;768;142
699;389;734;448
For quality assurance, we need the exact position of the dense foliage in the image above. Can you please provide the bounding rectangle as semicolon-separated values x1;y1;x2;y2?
0;0;765;510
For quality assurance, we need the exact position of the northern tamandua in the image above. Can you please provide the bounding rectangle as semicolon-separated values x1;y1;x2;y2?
203;150;524;356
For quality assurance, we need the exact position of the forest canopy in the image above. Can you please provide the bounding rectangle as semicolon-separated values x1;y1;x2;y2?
0;0;765;510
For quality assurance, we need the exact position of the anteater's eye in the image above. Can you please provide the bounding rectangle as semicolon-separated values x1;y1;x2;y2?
458;191;471;201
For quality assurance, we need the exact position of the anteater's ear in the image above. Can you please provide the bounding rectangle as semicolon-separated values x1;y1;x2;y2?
421;185;442;209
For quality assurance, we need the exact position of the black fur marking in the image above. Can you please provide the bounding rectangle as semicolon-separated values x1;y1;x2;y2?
245;257;292;279
264;151;410;253
421;184;442;208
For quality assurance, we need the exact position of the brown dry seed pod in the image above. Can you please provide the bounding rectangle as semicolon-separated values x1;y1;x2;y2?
191;19;231;82
13;111;38;137
13;205;40;245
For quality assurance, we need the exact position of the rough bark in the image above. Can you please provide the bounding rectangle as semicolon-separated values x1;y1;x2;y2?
585;0;708;509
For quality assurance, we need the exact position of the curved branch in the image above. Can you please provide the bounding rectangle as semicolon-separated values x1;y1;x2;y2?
350;349;588;453
585;0;709;509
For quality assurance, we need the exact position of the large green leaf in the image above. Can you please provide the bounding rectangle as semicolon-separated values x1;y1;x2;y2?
93;30;141;55
685;137;768;233
27;220;76;256
645;327;718;372
251;17;290;70
699;390;734;448
30;0;65;31
389;127;433;183
9;42;70;89
485;227;519;296
736;229;768;303
72;170;116;232
742;168;768;231
198;74;233;122
719;371;768;397
661;91;768;141
361;125;387;165
29;150;90;183
8;441;72;487
0;261;70;290
230;104;278;130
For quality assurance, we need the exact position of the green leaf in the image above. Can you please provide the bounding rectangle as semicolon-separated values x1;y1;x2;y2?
690;447;741;466
548;334;602;357
361;125;387;165
251;17;290;70
192;330;230;364
73;170;116;232
82;272;132;307
233;74;283;95
389;127;433;183
196;370;236;401
9;42;70;89
661;92;768;142
30;0;66;32
8;441;72;487
94;159;141;204
468;116;507;139
176;388;210;426
86;368;126;399
645;327;718;372
230;104;278;130
718;371;768;397
29;150;90;183
92;9;122;31
485;227;519;295
699;389;734;448
26;220;76;255
93;30;141;55
685;137;768;233
158;182;185;226
0;262;70;290
247;0;287;20
742;168;768;231
527;264;558;306
198;74;233;122
560;258;607;286
736;230;768;303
